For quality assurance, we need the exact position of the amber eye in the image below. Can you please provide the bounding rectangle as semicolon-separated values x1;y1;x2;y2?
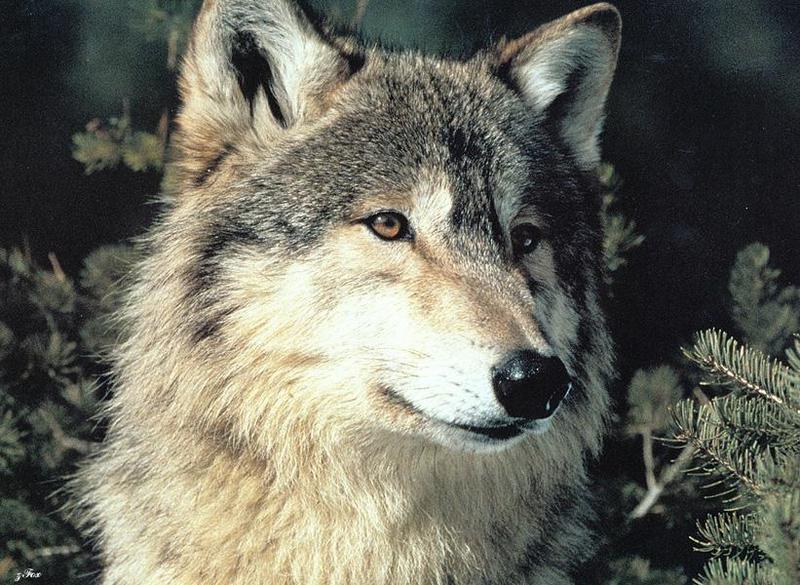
365;212;411;241
511;224;543;258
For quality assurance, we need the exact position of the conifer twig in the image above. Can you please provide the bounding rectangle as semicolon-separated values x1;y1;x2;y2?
685;330;800;413
47;253;66;282
701;359;786;409
28;545;82;560
630;386;709;519
0;556;13;577
630;441;695;519
693;386;712;406
642;429;657;491
679;430;762;497
37;409;93;455
352;0;370;27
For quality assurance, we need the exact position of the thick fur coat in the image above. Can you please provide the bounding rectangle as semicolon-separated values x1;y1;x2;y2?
74;1;621;583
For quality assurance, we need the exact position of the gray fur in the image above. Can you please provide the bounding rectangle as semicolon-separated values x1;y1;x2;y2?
74;2;621;583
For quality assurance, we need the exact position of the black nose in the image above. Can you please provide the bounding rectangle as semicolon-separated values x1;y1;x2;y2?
492;351;572;420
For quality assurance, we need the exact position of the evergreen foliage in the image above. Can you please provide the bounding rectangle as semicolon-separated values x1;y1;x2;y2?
72;110;165;174
72;0;200;176
627;365;683;434
132;0;198;58
598;163;645;290
728;244;800;356
0;246;134;582
671;331;800;584
589;241;800;584
606;556;687;585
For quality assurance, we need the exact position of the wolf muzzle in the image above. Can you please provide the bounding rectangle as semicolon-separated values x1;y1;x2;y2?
492;351;573;420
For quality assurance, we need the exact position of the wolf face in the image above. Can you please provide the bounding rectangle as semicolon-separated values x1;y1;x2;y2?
152;0;620;456
78;2;622;583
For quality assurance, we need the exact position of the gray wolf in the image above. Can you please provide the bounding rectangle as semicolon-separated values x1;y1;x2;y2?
75;1;620;583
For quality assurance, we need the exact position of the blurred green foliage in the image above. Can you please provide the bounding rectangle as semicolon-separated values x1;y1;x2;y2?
72;111;164;174
599;163;645;291
0;246;135;582
729;243;800;356
626;366;683;435
606;557;686;585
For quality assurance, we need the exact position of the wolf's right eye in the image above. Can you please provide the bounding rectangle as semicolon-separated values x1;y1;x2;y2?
511;224;543;258
365;212;411;241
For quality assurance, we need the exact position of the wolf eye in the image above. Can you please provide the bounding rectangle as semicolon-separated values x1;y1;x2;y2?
511;224;543;258
365;212;410;241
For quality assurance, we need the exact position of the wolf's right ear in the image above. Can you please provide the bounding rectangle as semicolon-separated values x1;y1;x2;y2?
174;0;361;176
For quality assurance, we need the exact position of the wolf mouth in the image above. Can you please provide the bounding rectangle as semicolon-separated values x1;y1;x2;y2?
451;422;524;441
379;385;556;442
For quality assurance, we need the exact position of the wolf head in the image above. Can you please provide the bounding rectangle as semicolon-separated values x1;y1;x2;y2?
136;0;619;457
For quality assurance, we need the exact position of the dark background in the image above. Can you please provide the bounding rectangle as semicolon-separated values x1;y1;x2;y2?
2;0;799;383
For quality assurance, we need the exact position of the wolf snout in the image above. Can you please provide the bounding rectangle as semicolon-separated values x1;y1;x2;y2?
492;351;573;420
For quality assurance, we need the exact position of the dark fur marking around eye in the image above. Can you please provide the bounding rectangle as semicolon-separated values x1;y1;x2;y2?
443;124;505;251
485;198;504;246
231;31;286;126
450;190;505;251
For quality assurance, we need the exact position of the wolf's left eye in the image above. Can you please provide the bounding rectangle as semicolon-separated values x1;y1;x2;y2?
511;224;543;258
365;212;411;241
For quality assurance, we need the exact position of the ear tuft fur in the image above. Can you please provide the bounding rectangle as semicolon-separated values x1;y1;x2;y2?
230;30;287;126
493;3;621;170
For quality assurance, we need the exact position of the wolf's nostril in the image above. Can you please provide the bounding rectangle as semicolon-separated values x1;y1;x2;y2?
492;351;572;420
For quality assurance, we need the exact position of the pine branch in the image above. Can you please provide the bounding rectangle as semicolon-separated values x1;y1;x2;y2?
47;253;66;283
693;557;772;585
0;410;26;473
691;512;764;561
713;396;799;453
599;163;644;290
642;429;657;491
729;243;800;355
672;400;763;500
757;489;800;585
626;366;684;434
627;365;692;519
684;329;800;413
786;336;800;377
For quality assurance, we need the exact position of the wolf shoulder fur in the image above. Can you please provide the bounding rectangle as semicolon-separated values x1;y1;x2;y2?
74;1;621;583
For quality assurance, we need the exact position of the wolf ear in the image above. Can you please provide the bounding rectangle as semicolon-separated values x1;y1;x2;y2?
174;0;360;173
492;3;621;170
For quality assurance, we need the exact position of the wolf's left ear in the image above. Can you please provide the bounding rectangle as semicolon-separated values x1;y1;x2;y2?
492;3;621;170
